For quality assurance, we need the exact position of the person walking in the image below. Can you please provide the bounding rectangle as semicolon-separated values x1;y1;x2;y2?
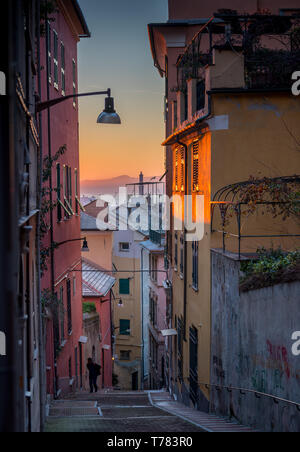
87;358;101;393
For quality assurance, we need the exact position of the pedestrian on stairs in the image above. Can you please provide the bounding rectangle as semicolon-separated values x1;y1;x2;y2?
87;358;101;393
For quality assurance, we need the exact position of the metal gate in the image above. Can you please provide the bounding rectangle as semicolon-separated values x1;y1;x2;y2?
189;326;198;405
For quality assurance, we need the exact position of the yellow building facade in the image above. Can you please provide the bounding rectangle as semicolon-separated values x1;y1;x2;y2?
149;13;300;409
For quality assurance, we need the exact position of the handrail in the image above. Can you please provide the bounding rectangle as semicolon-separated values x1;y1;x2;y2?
176;377;300;411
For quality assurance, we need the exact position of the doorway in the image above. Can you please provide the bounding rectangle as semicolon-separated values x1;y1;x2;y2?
132;371;139;390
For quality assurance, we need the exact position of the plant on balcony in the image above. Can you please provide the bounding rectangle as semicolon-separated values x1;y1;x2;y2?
83;302;97;314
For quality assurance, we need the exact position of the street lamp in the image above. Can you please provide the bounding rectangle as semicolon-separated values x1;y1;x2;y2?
54;237;90;253
36;89;121;125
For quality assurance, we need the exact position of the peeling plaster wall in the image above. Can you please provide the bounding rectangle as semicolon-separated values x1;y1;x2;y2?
211;249;300;432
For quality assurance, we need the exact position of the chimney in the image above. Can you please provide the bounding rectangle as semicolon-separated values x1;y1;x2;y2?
139;172;144;196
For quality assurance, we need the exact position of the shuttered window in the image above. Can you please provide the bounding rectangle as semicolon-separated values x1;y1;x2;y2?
180;147;185;192
57;163;62;222
119;278;130;295
53;30;58;88
175;148;179;191
61;42;65;95
192;240;199;290
192;141;199;192
67;279;72;335
46;21;52;84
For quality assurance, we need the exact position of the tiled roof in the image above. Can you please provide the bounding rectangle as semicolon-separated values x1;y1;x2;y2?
82;259;115;298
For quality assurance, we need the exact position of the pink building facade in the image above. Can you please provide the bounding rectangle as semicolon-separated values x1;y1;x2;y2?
82;259;115;389
40;0;90;396
141;234;167;390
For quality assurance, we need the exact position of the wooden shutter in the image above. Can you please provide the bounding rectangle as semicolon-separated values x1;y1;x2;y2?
175;148;179;191
180;147;185;192
193;141;199;191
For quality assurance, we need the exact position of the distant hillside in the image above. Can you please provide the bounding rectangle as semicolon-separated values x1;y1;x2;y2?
80;175;138;196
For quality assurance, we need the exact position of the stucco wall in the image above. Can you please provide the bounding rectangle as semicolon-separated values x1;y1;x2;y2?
211;249;300;432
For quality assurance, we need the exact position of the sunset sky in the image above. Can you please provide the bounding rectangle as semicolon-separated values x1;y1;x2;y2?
77;0;168;182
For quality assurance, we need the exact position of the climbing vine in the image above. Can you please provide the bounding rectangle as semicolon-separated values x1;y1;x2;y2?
40;145;66;275
40;0;58;36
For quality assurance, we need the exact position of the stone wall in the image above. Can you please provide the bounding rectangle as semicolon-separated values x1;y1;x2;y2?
211;249;300;432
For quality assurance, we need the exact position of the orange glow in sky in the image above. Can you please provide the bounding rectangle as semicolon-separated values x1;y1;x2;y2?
77;0;168;182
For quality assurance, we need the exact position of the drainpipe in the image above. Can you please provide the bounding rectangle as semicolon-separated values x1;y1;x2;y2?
140;248;144;390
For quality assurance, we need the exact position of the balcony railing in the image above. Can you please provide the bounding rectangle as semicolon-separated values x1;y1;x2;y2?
176;13;300;93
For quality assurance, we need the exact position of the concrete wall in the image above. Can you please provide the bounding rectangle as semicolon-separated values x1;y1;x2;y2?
211;249;300;432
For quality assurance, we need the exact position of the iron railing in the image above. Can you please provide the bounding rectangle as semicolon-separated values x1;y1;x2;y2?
176;14;300;93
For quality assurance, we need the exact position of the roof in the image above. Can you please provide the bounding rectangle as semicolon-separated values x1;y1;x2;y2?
148;18;223;77
70;0;91;37
140;240;164;253
81;212;97;230
82;259;115;298
81;196;97;207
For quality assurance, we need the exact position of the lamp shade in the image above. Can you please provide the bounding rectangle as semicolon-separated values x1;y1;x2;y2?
81;239;90;252
97;96;121;124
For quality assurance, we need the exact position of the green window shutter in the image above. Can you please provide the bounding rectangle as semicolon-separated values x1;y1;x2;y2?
120;319;130;336
119;278;130;295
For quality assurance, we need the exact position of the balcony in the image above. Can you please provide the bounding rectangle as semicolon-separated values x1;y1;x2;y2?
176;13;300;99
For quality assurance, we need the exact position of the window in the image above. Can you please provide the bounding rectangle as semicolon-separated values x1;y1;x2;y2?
149;290;157;326
57;163;62;221
119;278;130;295
60;286;65;343
73;277;76;296
67;279;72;335
75;169;79;214
174;232;178;270
196;80;205;111
63;165;74;217
177;317;184;382
192;241;199;290
120;350;131;361
72;59;76;107
0;71;6;95
53;292;60;351
53;30;58;89
46;21;52;84
119;242;130;252
150;254;158;282
180;147;185;192
69;357;72;379
120;319;130;336
61;42;65;95
180;234;184;276
192;141;199;192
175;148;179;191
